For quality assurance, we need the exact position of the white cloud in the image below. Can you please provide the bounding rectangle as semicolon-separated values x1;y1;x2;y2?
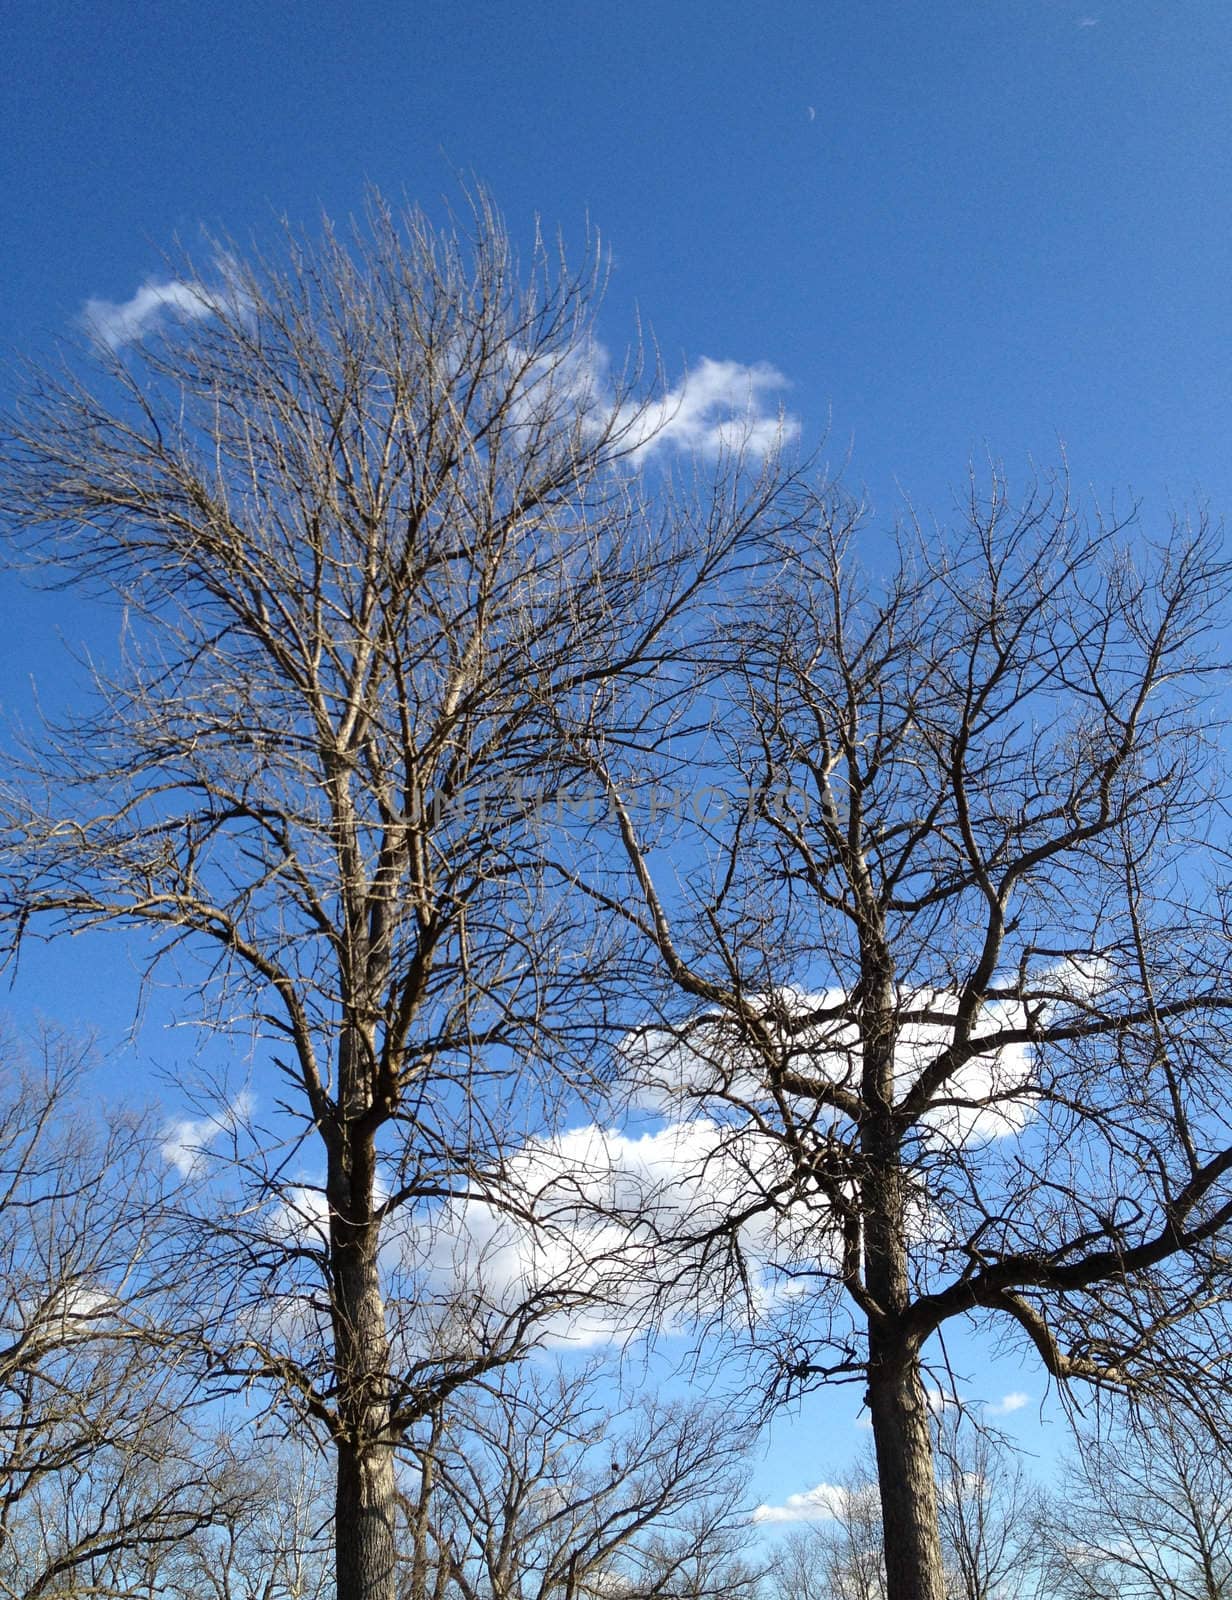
81;272;796;461
80;253;254;350
161;1090;254;1176
507;337;798;465
81;277;215;351
253;981;1045;1358
615;356;799;461
752;1481;849;1524
383;1113;823;1350
1044;953;1112;1008
623;986;1037;1148
985;1390;1029;1416
364;983;1040;1352
18;1282;117;1343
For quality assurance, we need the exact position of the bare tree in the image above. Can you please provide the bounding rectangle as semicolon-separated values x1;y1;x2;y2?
770;1471;887;1600
582;481;1232;1600
0;191;791;1600
932;1409;1041;1600
159;1431;334;1600
401;1360;759;1600
768;1412;1039;1600
0;1024;228;1600
1041;1402;1232;1600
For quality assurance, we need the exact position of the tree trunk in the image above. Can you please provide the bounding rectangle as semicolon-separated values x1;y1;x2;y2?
337;1435;397;1600
866;1336;947;1600
331;1134;397;1600
858;950;947;1600
863;1166;948;1600
408;1411;443;1600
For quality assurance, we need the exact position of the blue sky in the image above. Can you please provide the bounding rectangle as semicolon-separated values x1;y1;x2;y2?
3;0;1229;1523
7;0;1232;522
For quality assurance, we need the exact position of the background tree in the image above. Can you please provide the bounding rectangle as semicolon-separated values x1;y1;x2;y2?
585;481;1232;1600
770;1472;886;1600
0;1024;229;1600
931;1408;1041;1600
0;192;790;1600
767;1411;1039;1600
158;1432;333;1600
402;1361;759;1600
1041;1401;1232;1600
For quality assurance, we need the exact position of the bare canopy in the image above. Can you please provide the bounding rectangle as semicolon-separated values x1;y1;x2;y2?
0;191;793;1600
582;481;1232;1600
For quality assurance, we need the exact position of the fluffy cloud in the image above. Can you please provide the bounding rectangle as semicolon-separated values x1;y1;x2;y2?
623;986;1037;1149
752;1481;849;1524
173;974;1055;1355
81;278;215;351
235;981;1043;1353
383;1114;824;1349
614;356;799;460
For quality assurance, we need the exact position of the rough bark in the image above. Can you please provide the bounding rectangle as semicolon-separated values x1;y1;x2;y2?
863;1135;946;1600
331;1129;397;1600
336;1434;397;1600
866;1339;946;1600
859;923;945;1600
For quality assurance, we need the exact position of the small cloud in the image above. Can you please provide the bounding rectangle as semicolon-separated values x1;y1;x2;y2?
985;1390;1029;1416
161;1090;254;1176
507;339;797;466
640;356;798;460
807;106;816;121
752;1482;848;1525
1046;953;1112;1006
81;277;214;351
1077;15;1098;26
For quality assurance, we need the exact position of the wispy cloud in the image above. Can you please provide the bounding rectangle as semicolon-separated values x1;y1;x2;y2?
81;269;796;462
81;277;215;351
1077;15;1099;26
509;337;798;464
985;1390;1029;1416
161;1090;254;1176
752;1482;849;1524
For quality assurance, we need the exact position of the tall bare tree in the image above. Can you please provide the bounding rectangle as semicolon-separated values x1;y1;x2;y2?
0;192;790;1600
582;481;1232;1600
